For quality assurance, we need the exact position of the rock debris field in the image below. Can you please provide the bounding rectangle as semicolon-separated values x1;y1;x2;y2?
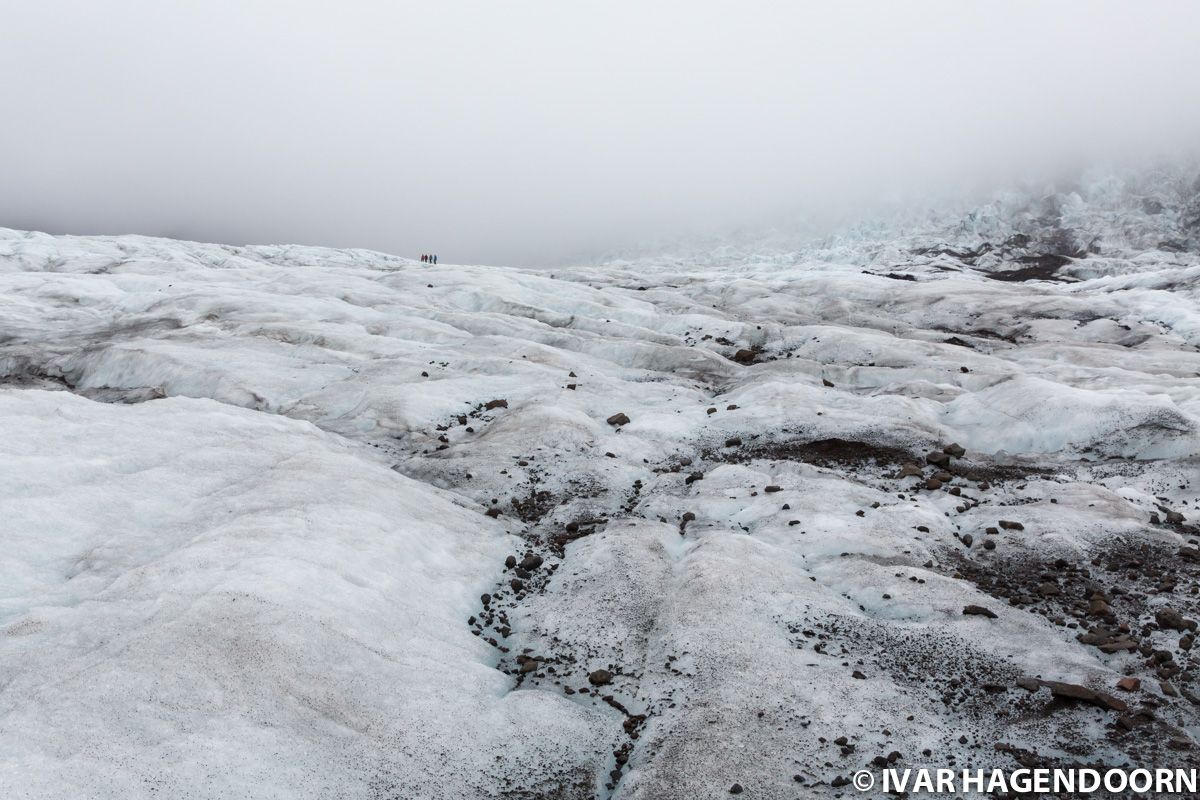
2;171;1199;798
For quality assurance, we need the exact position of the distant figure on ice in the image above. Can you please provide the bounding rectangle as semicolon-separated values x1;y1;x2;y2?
432;254;438;265
421;254;427;263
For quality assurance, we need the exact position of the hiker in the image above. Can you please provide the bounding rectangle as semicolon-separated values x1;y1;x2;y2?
421;254;427;263
433;254;438;265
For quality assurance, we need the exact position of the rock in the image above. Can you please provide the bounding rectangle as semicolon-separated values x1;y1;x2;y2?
1043;681;1128;712
685;472;705;485
728;784;744;795
897;464;923;478
1045;681;1094;701
963;605;997;619
1165;510;1186;524
1156;608;1195;632
822;378;835;387
764;485;782;493
1015;677;1041;692
998;520;1024;531
681;511;696;522
485;507;502;518
725;437;742;447
1116;677;1141;692
484;398;508;410
851;670;866;679
926;451;951;467
943;442;966;457
588;669;613;686
1180;546;1200;563
925;478;942;490
519;554;544;571
509;579;524;592
520;660;538;673
504;555;517;569
606;412;630;426
732;349;757;364
983;539;996;551
480;593;491;606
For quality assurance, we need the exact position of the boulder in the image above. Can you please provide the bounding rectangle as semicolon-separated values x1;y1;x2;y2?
588;669;613;686
732;349;757;365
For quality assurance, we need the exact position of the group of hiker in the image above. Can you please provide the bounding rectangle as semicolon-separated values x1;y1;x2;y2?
420;254;438;264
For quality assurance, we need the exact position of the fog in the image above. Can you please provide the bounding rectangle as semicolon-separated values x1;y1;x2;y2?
3;1;1200;265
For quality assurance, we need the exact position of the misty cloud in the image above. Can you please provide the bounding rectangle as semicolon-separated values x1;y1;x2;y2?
3;0;1200;264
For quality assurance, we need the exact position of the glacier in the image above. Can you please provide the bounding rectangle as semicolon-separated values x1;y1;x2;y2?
1;168;1199;798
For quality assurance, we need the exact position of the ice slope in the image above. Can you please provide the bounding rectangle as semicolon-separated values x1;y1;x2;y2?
0;392;605;799
1;168;1199;798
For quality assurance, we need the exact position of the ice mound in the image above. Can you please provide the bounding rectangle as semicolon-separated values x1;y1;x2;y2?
943;375;1199;458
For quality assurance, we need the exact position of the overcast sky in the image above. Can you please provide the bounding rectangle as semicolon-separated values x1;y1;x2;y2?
3;1;1200;264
